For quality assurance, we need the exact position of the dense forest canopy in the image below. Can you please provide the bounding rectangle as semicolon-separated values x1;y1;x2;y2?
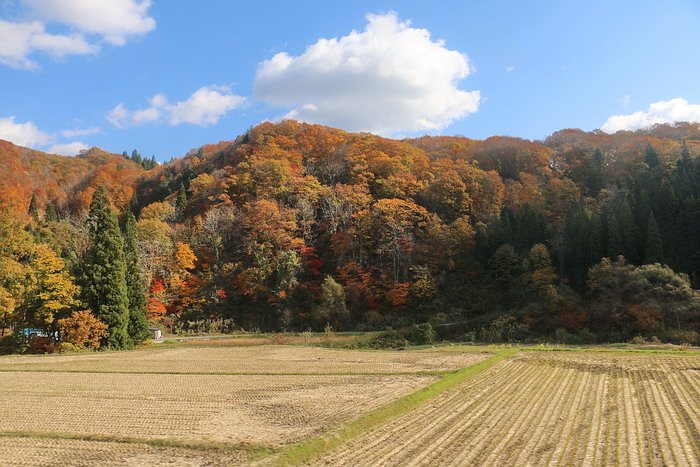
2;119;700;351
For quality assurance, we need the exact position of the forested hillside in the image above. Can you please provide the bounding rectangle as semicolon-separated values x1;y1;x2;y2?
2;120;700;351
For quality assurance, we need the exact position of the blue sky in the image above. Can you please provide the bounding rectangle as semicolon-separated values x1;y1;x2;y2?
1;0;700;160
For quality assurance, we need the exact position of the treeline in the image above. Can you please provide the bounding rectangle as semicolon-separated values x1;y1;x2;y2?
1;120;700;351
122;150;158;171
0;187;149;353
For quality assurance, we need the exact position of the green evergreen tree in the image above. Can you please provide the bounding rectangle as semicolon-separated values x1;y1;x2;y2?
128;191;139;215
44;202;58;222
588;149;604;196
176;182;188;218
488;244;524;306
586;211;604;267
645;143;660;169
617;197;640;263
28;193;39;221
607;214;623;259
656;180;680;266
124;211;150;344
82;187;131;349
644;212;664;264
679;141;691;170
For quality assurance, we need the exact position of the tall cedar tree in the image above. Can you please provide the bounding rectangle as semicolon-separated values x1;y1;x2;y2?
176;182;187;219
644;212;664;264
124;211;150;344
82;187;131;349
28;193;39;220
44;202;58;222
645;144;660;169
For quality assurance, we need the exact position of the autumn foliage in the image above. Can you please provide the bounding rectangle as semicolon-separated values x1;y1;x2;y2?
57;310;108;349
2;120;700;345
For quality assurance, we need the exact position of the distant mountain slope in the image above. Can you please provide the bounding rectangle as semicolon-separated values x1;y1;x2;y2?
0;140;146;216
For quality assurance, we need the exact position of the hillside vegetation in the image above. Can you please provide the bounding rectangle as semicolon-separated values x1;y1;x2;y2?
2;120;700;350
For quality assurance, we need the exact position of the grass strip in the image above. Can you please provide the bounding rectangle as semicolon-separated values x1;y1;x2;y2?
0;368;450;376
268;348;519;466
522;347;700;355
0;430;274;455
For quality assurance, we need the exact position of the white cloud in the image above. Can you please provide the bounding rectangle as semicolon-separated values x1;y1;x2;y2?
48;141;88;155
602;98;700;133
0;19;96;69
60;126;101;138
108;85;246;127
253;12;480;136
506;65;515;73
0;116;53;146
25;0;155;46
0;116;94;156
107;103;129;128
0;0;154;69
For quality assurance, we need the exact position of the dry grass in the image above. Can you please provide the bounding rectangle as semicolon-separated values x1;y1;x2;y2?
315;351;700;466
0;346;491;374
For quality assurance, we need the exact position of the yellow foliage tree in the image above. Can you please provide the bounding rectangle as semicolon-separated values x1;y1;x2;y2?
31;244;78;330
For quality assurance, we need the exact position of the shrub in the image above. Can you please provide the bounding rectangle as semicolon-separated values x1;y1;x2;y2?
58;310;108;349
410;323;436;345
28;336;57;354
480;315;525;343
665;329;699;346
0;332;28;355
367;329;409;349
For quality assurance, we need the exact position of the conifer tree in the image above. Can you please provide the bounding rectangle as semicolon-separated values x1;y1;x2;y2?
44;202;58;222
176;182;188;219
617;197;640;263
124;211;150;344
588;149;604;196
645;143;660;169
81;187;131;349
644;212;664;264
607;214;623;259
28;194;39;221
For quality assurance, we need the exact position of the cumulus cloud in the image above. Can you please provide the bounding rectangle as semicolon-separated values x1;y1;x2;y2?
60;126;101;138
0;116;93;155
0;0;155;69
26;0;156;46
602;98;700;133
0;116;53;146
0;19;96;69
253;12;480;136
48;141;88;156
108;85;246;127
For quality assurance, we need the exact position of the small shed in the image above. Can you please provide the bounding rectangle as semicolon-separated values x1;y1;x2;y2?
150;328;162;340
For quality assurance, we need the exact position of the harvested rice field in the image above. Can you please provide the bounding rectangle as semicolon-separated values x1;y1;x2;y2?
0;437;251;467
0;372;436;446
0;345;492;374
1;345;698;466
313;350;700;467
